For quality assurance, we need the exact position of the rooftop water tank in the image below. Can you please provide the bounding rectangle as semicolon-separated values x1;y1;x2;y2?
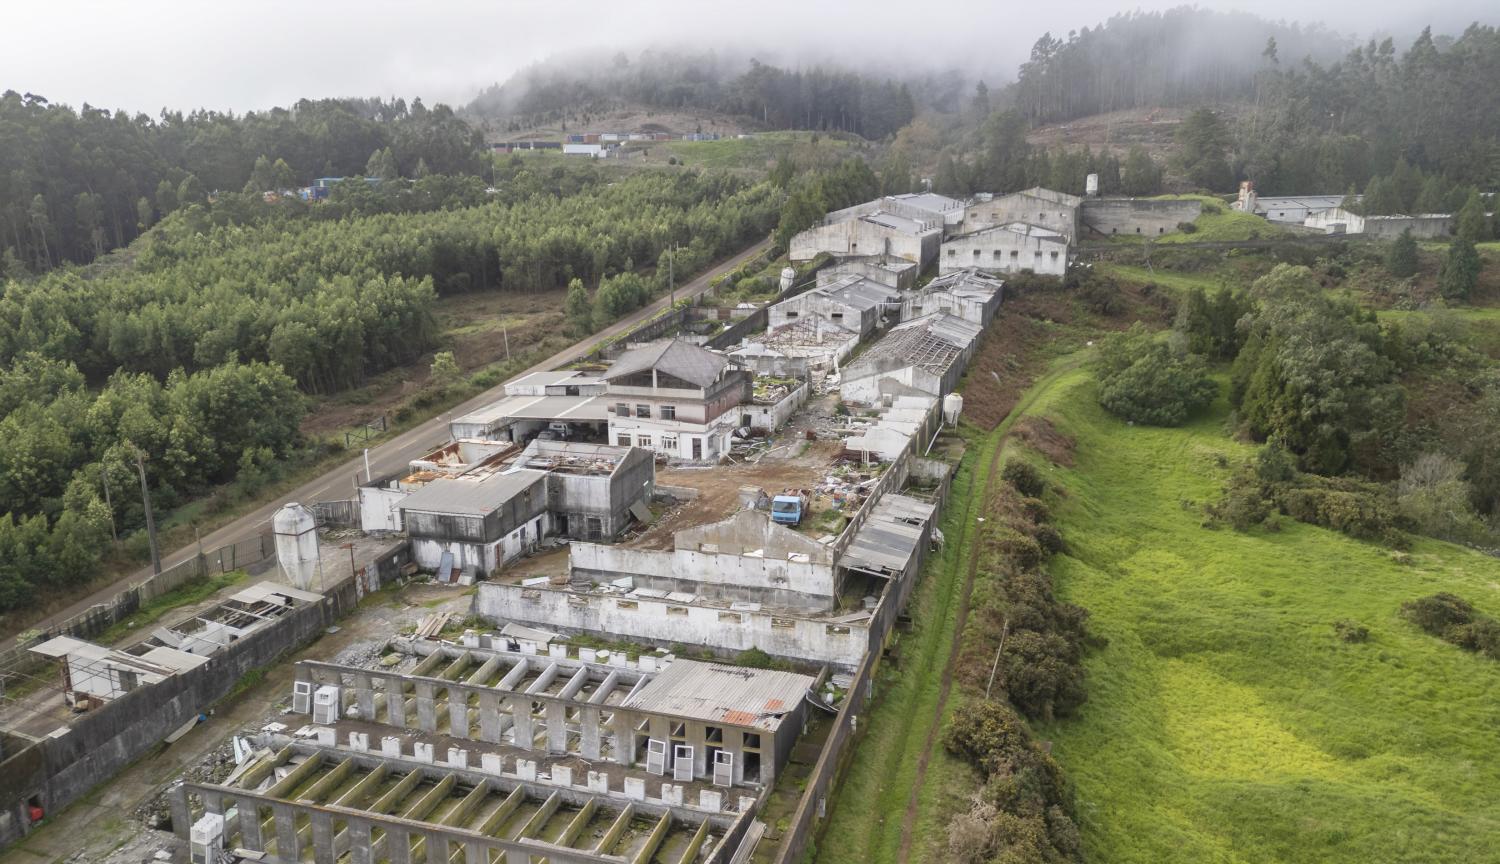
779;266;797;292
273;502;320;592
943;392;964;425
1085;173;1099;197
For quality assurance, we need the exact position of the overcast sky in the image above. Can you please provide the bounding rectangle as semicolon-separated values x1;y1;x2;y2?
2;1;1489;114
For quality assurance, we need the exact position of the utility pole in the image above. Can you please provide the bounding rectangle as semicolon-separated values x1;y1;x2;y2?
503;324;511;361
668;243;676;307
99;464;117;543
985;618;1010;700
133;447;161;575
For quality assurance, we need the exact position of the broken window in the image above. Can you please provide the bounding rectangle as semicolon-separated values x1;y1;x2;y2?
615;402;628;416
616;434;632;447
659;404;676;421
826;624;851;636
521;589;541;601
635;404;650;418
637;435;652;448
667;606;688;617
771;617;795;630
661;435;678;452
718;611;742;625
616;600;638;611
946;248;955;257
586;516;603;541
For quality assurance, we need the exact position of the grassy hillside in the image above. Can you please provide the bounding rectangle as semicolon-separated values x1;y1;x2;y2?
1024;369;1500;863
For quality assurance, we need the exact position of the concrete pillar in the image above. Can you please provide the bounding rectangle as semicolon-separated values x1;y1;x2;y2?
448;748;468;769
386;675;407;726
481;753;504;774
448;693;471;739
200;788;223;816
465;841;486;864
700;790;723;812
545;701;567;752
425;832;447;864
356;672;376;720
613;711;636;766
413;742;435;763
311;812;335;864
661;784;683;806
347;821;372;864
551;766;572;787
580;706;602;760
273;803;300;862
510;697;533;750
169;786;191;840
624;777;646;800
477;691;504;743
236;797;263;850
415;680;437;733
688;722;707;778
387;826;411;864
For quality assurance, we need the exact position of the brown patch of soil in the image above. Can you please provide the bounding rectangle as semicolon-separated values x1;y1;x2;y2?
1011;416;1076;467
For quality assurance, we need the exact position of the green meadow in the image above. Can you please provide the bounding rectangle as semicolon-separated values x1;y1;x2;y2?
1025;368;1500;863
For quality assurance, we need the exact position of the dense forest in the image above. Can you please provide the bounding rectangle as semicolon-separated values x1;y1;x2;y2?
0;92;485;273
470;53;917;141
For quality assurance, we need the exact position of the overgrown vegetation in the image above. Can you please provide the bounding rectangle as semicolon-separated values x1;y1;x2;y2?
1091;323;1216;426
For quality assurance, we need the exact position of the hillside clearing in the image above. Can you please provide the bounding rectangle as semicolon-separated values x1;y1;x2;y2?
1022;368;1500;863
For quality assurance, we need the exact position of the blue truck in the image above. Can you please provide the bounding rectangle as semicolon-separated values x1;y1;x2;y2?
771;494;806;526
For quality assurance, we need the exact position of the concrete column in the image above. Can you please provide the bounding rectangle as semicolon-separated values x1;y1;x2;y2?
725;729;744;785
464;841;487;864
448;691;471;739
201;789;223;816
386;675;408;727
415;680;438;733
356;672;376;720
169;786;191;840
580;706;602;760
425;832;447;864
387;826;411;864
273;803;300;862
478;691;504;743
688;722;708;778
510;697;533;751
236;797;263;850
613;711;636;767
347;821;372;864
546;701;567;753
311;812;336;864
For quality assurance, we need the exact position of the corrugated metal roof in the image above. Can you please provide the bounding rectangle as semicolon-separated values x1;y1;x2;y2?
622;658;815;730
452;394;609;428
507;370;602;389
841;494;936;575
890;192;965;213
861;211;932;234
604;339;729;388
399;469;547;516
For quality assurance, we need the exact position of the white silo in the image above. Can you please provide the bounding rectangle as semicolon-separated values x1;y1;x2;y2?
1085;173;1100;197
779;266;796;293
943;392;964;425
273;502;321;591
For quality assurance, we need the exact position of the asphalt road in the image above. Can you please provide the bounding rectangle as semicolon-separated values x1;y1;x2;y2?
24;237;773;636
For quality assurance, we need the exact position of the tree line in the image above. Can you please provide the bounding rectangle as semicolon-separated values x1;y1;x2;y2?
0;91;486;274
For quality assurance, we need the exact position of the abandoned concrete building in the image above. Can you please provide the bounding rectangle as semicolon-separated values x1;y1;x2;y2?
765;274;899;338
940;221;1069;276
604;339;753;462
902;268;1004;326
1078;196;1204;236
1236;190;1350;224
960;187;1082;239
840;312;983;404
816;256;920;291
1302;206;1454;239
788;209;942;269
731;317;862;373
400;469;551;579
447;371;610;442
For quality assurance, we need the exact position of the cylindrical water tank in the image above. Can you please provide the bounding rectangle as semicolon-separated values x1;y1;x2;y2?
779;266;797;292
273;502;320;591
1085;173;1099;197
943;392;964;425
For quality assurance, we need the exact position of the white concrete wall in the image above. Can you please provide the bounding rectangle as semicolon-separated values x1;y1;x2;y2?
412;512;549;576
476;582;868;668
359;486;407;533
569;541;837;602
789;220;934;267
841;366;943;403
609;415;734;461
940;231;1067;276
746;381;809;433
962;195;1079;239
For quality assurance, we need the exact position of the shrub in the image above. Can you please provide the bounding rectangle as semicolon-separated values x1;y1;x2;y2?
1093;324;1216;426
1333;619;1370;643
1002;460;1046;498
1177;220;1198;233
1401;592;1476;637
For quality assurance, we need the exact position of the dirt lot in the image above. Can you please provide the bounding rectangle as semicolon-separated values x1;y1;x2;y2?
632;439;844;550
302;289;568;438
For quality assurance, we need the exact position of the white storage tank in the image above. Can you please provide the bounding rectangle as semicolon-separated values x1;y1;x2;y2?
273;502;321;592
943;392;964;425
779;266;797;292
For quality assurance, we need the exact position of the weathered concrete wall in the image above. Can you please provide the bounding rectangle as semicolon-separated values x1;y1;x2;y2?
476;582;869;668
789;220;938;269
1364;214;1453;239
358;485;406;532
1080;198;1202;237
746;381;810;433
940;227;1068;276
0;574;370;851
960;193;1080;239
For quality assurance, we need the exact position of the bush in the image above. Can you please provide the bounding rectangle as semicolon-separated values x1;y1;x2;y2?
1177;220;1198;233
1401;592;1476;637
1333;619;1370;643
1002;460;1046;498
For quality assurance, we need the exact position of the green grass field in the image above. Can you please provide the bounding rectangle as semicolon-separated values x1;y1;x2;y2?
1021;368;1500;863
661;131;852;172
1157;196;1291;244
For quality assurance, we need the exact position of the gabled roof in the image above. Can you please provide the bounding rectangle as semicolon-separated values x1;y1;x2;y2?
604;339;730;388
801;275;899;311
921;268;1005;297
622;658;816;730
1015;186;1083;208
955;221;1069;245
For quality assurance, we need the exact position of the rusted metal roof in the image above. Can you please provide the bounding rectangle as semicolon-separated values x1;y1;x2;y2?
622;658;815;730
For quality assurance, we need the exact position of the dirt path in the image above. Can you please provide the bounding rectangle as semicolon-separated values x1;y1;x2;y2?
893;357;1088;863
7;237;771;641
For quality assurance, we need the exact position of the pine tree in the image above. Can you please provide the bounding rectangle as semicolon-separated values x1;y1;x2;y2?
1456;190;1489;243
1438;238;1481;300
564;278;592;335
1385;229;1418;278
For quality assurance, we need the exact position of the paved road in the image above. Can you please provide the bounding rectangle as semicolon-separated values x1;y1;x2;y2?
23;237;772;637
